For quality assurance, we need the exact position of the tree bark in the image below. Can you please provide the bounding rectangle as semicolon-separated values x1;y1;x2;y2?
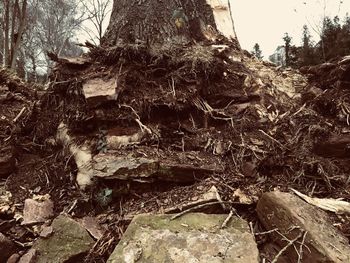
10;0;27;69
3;0;10;66
101;0;230;47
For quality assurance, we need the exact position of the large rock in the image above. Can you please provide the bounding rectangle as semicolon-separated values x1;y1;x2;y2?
93;155;159;180
0;233;16;263
18;249;37;263
107;213;259;263
33;215;94;263
94;154;222;183
257;191;350;263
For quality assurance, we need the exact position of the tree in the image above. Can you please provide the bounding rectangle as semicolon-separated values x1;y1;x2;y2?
100;0;236;47
79;0;112;45
283;33;292;67
1;0;28;69
252;43;263;59
300;25;317;66
22;0;84;81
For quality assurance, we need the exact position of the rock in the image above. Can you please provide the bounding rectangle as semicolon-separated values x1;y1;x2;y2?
22;198;54;225
0;146;15;178
94;155;221;183
93;155;159;181
257;191;350;263
0;233;16;263
33;215;94;263
39;226;53;238
18;249;37;263
83;78;117;108
6;254;20;263
77;216;105;240
107;213;259;263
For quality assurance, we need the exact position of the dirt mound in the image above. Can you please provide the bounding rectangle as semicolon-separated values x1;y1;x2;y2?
1;44;350;262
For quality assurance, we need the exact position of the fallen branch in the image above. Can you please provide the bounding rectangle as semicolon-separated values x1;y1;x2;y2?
13;106;26;122
170;201;227;220
221;210;234;229
271;232;303;263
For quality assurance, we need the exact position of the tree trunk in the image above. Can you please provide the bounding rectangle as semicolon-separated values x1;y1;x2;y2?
101;0;238;47
10;0;27;69
3;0;10;66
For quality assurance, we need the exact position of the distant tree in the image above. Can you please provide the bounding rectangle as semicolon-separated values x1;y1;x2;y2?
22;0;84;81
300;25;318;66
283;33;292;67
0;0;28;69
252;43;263;59
78;0;112;45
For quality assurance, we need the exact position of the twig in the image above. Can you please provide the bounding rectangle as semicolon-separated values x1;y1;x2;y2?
221;210;234;229
135;119;152;135
297;231;308;263
254;228;279;236
67;199;78;214
292;103;306;117
170;201;226;220
13;106;26;122
259;129;285;149
271;232;303;263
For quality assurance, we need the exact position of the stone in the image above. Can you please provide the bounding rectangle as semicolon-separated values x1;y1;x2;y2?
93;155;159;181
39;226;53;238
257;191;350;263
0;146;15;178
83;78;117;108
33;215;94;263
77;216;105;240
22;198;54;225
94;154;222;183
18;249;37;263
6;254;20;263
0;233;16;263
107;213;259;263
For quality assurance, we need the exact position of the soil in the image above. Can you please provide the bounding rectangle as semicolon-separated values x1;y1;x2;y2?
1;42;350;263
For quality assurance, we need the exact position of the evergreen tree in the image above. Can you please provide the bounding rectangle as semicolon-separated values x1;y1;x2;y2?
300;25;318;66
252;43;263;59
283;33;292;67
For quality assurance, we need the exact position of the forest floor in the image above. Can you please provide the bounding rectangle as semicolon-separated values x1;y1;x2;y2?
1;42;350;262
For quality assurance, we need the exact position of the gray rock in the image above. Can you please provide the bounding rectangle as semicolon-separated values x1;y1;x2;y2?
94;155;222;183
0;233;16;263
39;226;53;238
107;213;259;263
6;254;20;263
77;216;105;240
257;191;350;263
93;155;159;181
22;199;54;225
33;215;94;263
18;249;37;263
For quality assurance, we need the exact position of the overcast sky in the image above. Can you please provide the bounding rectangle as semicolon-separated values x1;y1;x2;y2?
231;0;349;57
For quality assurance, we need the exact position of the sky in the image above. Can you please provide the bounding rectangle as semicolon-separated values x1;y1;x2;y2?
230;0;350;57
